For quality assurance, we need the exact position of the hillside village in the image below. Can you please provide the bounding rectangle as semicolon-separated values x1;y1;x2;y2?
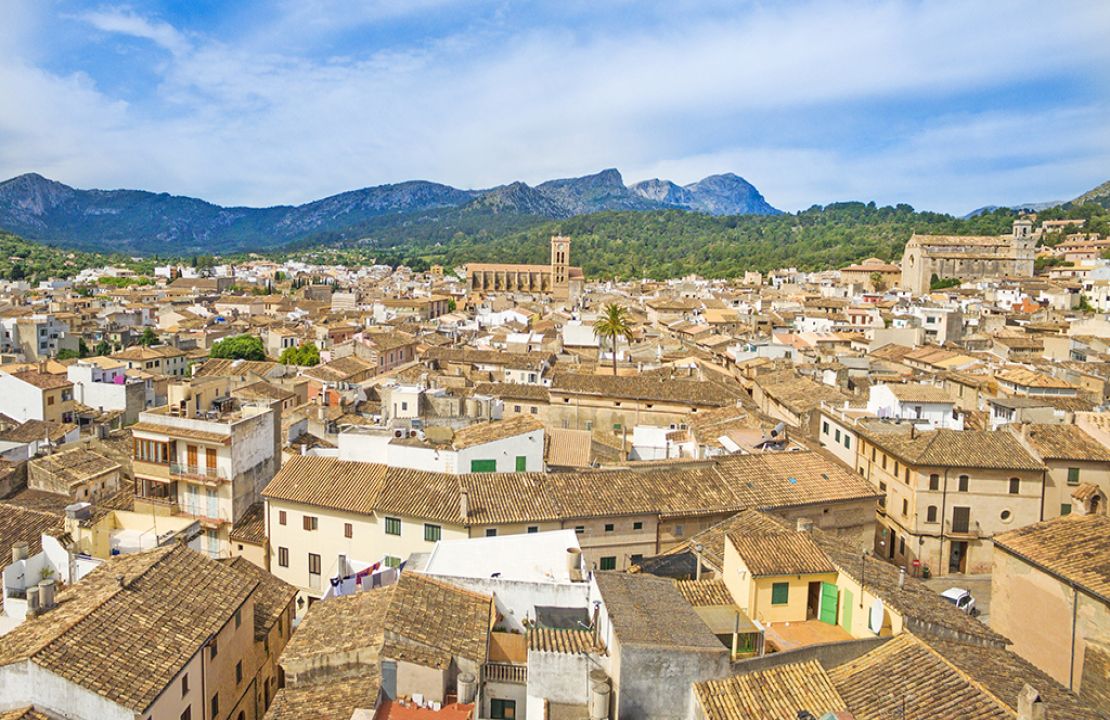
0;214;1105;719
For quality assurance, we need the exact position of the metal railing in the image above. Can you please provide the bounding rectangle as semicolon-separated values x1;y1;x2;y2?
170;463;229;483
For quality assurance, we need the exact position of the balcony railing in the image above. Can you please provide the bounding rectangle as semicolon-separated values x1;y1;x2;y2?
945;519;980;539
482;663;527;685
170;463;230;484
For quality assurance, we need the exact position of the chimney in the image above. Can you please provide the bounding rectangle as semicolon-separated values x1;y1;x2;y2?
898;567;906;589
26;585;40;617
11;541;28;564
1017;684;1045;720
459;490;469;521
38;579;56;611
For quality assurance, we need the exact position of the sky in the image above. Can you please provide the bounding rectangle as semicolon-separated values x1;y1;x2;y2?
1;0;1109;214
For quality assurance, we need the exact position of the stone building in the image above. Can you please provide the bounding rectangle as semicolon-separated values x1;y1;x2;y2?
900;219;1036;294
466;235;584;301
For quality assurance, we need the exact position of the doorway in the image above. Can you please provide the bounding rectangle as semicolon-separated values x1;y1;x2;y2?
948;541;968;574
807;581;821;619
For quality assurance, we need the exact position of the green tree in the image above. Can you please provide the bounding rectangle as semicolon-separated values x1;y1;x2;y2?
869;271;887;292
210;334;266;361
77;338;90;358
139;327;159;346
279;341;320;367
593;303;634;376
447;299;457;312
94;339;112;356
56;348;80;360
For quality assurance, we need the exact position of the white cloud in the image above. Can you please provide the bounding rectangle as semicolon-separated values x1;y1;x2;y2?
1;0;1108;214
78;7;192;56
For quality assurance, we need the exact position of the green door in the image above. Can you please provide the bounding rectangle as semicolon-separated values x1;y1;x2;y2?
819;582;838;624
515;456;527;472
470;459;497;473
840;587;854;631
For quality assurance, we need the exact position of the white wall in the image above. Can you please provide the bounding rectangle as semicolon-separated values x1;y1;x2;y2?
0;373;43;422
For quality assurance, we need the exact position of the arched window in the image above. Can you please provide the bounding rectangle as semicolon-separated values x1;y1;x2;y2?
926;506;938;523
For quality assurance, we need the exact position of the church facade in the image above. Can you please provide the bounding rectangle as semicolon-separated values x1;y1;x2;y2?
901;219;1036;294
466;235;584;301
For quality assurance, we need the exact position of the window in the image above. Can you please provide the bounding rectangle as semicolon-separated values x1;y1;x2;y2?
278;547;288;567
958;475;969;492
515;456;527;472
234;608;241;629
612;423;622;430
486;528;497;537
181;674;189;696
902;499;908;516
575;526;584;534
211;694;219;718
514;405;521;413
303;515;318;531
308;553;321;575
424;524;442;542
344;523;353;539
898;537;905;556
491;699;517;720
881;455;887;470
1061;503;1072;516
1008;478;1020;495
929;474;939;491
384;555;401;568
470;459;497;473
674;524;684;537
871;448;876;462
604;523;614;533
844;435;850;449
385;517;401;536
630;554;643;565
599;557;617;571
633;521;643;531
530;407;538;414
926;506;938;523
771;582;789;605
822;421;829;435
47;396;55;406
1067;467;1080;486
209;639;218;659
1000;510;1012;522
235;661;243;685
181;709;191;720
401;401;408;411
527;526;538;533
894;461;900;476
834;429;841;442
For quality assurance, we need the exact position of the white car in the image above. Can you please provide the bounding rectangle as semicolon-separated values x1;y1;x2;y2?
941;587;977;615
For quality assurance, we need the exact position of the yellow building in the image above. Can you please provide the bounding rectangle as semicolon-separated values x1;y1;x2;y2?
466;235;584;300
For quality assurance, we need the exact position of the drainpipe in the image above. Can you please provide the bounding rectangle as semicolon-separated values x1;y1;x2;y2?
1039;467;1047;522
1069;583;1079;691
938;470;950;574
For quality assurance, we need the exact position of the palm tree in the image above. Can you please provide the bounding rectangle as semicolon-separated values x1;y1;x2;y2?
593;303;633;376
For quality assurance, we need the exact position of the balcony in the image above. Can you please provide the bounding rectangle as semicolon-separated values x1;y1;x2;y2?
180;503;231;527
482;662;527;685
134;494;179;515
945;519;980;540
132;459;171;482
170;463;230;485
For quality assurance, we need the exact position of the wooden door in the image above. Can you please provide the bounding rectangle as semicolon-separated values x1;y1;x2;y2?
187;444;197;470
206;448;217;474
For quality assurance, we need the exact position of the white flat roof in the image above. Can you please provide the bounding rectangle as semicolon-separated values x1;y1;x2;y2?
423;529;581;584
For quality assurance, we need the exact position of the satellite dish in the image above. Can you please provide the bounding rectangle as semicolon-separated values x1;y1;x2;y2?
869;598;885;634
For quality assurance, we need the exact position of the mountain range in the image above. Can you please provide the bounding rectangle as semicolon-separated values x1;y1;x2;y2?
0;168;779;255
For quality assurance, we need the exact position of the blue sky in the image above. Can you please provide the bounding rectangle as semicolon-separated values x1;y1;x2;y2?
1;0;1108;214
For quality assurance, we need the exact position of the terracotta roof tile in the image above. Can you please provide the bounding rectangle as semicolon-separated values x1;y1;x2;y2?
696;660;846;720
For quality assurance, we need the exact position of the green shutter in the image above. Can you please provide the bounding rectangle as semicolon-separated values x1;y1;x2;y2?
599;556;616;571
771;582;789;605
515;456;527;472
840;587;854;631
470;459;497;473
819;582;839;625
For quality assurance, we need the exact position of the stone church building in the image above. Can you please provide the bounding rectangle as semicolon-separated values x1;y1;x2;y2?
901;219;1036;294
466;235;584;301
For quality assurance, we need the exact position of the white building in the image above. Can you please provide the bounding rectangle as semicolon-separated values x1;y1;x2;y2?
67;358;148;425
866;383;964;430
337;416;545;474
